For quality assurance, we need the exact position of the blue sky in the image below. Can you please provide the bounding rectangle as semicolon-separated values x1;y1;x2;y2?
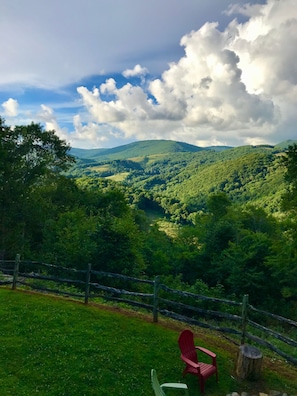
1;0;296;149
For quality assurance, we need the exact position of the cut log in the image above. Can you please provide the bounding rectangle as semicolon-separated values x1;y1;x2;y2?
236;344;263;380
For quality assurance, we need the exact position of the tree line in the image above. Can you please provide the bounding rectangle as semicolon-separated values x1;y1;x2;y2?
1;116;297;318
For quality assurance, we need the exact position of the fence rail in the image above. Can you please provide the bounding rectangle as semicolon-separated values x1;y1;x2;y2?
1;256;297;365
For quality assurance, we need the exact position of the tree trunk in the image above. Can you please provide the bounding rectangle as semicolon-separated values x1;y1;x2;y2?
236;344;263;380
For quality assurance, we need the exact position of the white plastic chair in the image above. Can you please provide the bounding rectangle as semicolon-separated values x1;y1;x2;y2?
151;369;189;396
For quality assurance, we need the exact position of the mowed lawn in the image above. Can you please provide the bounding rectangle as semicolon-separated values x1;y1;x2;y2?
0;288;296;396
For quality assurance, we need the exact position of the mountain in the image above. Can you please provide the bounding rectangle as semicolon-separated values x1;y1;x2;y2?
71;139;297;161
205;145;233;152
70;140;205;160
274;140;297;150
68;139;297;217
70;147;107;159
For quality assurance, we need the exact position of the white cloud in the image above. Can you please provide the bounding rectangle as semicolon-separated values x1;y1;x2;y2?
228;0;297;96
1;0;296;148
38;104;69;142
122;65;148;80
77;3;284;147
2;98;19;117
71;115;108;146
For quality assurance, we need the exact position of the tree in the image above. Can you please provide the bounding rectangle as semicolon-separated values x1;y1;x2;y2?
173;194;238;286
0;118;75;258
217;230;274;306
41;177;146;276
206;192;231;219
93;212;145;276
282;143;297;212
271;143;297;311
141;224;176;278
41;207;98;268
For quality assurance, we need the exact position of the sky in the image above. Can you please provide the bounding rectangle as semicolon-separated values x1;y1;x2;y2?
1;0;296;149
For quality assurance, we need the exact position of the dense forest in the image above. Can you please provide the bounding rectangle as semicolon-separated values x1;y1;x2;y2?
1;116;297;318
69;140;291;220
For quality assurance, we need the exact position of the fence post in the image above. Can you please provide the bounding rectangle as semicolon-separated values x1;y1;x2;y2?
12;254;20;290
85;263;91;304
153;276;160;323
241;294;249;345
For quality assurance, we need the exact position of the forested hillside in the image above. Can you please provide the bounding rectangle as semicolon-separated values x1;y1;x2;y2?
69;141;291;218
1;117;297;319
71;139;204;160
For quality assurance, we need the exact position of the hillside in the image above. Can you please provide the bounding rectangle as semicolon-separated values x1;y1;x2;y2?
71;139;204;161
69;139;297;218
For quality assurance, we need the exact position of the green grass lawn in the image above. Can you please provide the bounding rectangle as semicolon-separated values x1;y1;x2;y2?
0;288;296;396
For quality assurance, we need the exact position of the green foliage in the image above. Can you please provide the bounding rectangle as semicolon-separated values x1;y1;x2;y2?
281;143;297;212
274;139;297;150
2;118;297;318
93;213;145;275
42;208;98;267
265;217;297;308
218;231;274;303
206;192;232;219
173;195;284;308
70;142;287;218
141;224;176;278
40;179;145;276
0;117;74;258
0;119;145;276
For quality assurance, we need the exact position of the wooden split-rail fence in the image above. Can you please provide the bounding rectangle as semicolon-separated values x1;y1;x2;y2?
1;254;297;366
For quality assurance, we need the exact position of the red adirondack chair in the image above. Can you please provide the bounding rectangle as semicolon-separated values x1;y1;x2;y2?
178;329;218;394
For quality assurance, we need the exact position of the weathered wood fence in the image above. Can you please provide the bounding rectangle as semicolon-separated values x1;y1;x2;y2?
1;255;297;366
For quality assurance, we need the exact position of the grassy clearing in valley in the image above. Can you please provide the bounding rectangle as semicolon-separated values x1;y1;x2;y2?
0;288;296;396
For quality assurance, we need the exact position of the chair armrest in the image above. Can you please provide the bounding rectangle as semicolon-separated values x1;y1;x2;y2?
196;346;217;365
161;383;189;395
161;383;188;390
181;355;200;370
196;346;216;358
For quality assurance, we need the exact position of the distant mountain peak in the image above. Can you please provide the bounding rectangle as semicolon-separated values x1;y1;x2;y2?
71;139;205;160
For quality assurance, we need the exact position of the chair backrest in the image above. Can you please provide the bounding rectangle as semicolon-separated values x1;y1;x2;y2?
151;369;166;396
178;329;198;363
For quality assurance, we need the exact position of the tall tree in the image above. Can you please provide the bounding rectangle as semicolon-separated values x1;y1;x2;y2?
266;143;297;312
0;118;75;258
282;143;297;212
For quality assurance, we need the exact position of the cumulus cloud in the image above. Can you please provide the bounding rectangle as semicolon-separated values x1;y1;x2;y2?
122;64;148;78
2;98;19;117
38;104;69;142
2;0;296;148
228;0;297;96
71;114;113;148
77;0;296;147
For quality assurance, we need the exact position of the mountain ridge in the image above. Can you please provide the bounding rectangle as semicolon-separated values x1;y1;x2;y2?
71;139;223;160
70;139;296;161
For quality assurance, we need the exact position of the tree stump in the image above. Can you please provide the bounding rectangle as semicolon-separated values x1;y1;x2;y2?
236;344;263;380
